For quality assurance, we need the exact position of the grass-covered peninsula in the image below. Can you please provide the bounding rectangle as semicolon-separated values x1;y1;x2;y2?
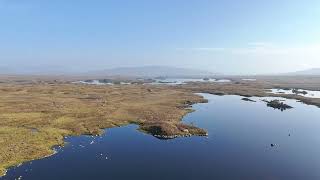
1;75;320;176
0;83;207;176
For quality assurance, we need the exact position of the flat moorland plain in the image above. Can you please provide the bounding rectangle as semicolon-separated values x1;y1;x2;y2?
0;75;320;176
0;83;207;176
176;76;320;107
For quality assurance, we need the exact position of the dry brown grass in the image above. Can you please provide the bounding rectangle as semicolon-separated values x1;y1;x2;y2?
1;75;320;176
0;83;207;175
176;81;320;107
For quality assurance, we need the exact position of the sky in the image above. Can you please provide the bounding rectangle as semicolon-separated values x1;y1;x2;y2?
0;0;320;75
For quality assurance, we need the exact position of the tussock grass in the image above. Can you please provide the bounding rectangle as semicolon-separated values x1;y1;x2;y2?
2;76;318;175
0;84;206;175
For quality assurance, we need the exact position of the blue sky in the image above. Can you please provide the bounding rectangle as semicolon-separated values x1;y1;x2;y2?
0;0;320;74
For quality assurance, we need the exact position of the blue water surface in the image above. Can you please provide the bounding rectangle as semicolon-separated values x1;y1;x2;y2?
2;94;320;180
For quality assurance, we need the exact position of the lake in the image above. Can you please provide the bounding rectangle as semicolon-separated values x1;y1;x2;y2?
151;78;231;85
2;94;320;180
74;78;232;86
268;88;320;98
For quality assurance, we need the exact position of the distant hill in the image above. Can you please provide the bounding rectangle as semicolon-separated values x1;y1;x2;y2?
0;66;77;75
87;66;217;78
0;65;217;78
285;68;320;76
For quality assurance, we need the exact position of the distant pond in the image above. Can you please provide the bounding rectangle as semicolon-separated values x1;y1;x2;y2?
2;94;320;180
268;88;320;98
74;78;232;85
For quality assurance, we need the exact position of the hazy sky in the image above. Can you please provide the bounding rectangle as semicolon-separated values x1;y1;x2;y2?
1;0;320;74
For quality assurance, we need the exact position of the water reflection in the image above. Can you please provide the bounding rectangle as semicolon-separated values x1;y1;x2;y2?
268;88;320;98
2;94;320;180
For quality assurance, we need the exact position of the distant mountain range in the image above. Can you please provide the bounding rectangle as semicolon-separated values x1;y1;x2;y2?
0;66;217;78
87;66;217;78
0;65;77;75
2;65;320;77
285;68;320;76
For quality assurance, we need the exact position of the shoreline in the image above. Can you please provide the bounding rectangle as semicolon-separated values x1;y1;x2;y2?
1;91;307;177
1;77;320;177
0;92;208;177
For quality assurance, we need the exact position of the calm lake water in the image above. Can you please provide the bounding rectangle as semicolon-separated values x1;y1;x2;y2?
2;94;320;180
151;78;231;85
268;88;320;98
74;78;232;85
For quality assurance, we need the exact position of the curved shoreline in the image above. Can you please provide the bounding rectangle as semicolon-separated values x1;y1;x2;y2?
0;90;208;177
1;79;320;177
1;90;319;177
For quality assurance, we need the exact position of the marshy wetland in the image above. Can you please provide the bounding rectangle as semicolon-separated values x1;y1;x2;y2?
3;94;320;180
1;76;320;179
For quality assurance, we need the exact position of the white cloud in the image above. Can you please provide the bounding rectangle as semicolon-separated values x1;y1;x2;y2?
179;43;320;56
300;63;313;69
231;43;320;55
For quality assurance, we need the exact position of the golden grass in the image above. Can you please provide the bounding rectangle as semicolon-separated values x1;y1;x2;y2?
2;76;319;176
0;84;206;175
